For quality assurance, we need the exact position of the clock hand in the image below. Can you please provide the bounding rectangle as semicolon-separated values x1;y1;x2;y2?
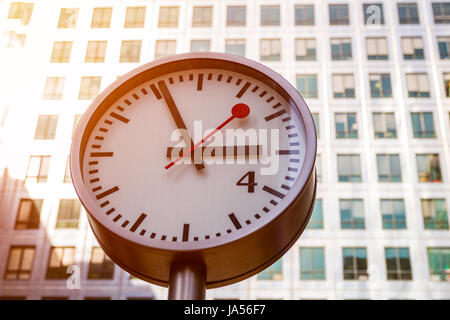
165;103;250;170
157;80;205;170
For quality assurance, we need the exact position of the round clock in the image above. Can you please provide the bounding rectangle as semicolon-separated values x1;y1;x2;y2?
70;52;317;297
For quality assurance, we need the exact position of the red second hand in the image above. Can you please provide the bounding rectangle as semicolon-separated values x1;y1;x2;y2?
165;103;250;170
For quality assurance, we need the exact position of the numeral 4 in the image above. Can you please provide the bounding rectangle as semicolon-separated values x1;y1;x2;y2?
236;171;258;193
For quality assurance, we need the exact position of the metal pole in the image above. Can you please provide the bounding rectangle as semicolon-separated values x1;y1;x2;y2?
168;261;206;300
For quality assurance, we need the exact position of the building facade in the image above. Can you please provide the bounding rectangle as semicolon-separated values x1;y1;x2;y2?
0;0;449;299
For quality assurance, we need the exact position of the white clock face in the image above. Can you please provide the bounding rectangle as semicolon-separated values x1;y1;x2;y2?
79;67;307;245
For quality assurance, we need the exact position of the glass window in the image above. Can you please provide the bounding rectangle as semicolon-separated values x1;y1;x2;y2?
91;7;113;28
401;37;424;60
335;113;358;138
340;199;365;229
421;199;449;230
4;246;35;280
296;75;317;98
43;77;65;100
34;115;58;140
26;155;50;183
329;4;349;25
411;112;435;138
381;199;407;229
307;199;323;229
85;41;107;63
79;77;101;100
427;248;450;281
373;112;397;138
155;40;176;59
331;38;352;60
432;3;450;24
343;247;368;280
225;39;245;57
295;38;316;61
15;199;42;229
444;73;450;97
260;39;281;61
366;37;388;60
50;41;72;63
55;199;81;229
438;37;450;59
398;3;420;24
192;6;212;27
261;5;280;26
376;154;402;182
416;154;442;182
124;7;145;28
46;247;75;279
385;248;412;280
337;154;361;182
88;247;115;279
300;248;325;280
158;7;179;28
406;73;430;97
57;8;78;28
312;113;320;139
333;74;355;98
190;40;210;52
2;31;26;48
257;259;282;280
119;40;141;63
8;2;33;25
363;3;385;25
369;74;392;98
295;5;315;25
227;6;246;26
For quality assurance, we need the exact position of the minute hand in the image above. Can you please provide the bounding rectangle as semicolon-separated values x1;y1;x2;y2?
157;80;204;170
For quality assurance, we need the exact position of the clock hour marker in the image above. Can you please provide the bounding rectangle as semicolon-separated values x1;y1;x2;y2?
110;112;129;124
129;213;147;233
277;150;300;155
263;186;285;199
90;152;113;157
197;74;203;91
265;109;287;121
182;224;189;242
236;81;251;98
150;84;162;100
228;213;242;230
95;186;119;200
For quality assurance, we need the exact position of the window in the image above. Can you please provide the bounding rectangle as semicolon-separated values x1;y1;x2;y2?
416;154;442;182
296;75;317;98
337;154;361;182
316;154;322;183
363;3;385;25
63;157;71;183
26;155;50;183
295;38;316;61
373;112;397;138
72;114;82;138
411;112;435;138
155;40;176;59
190;40;210;53
8;2;33;25
295;5;314;25
376;154;402;182
331;38;352;60
343;248;368;280
444;73;450;97
438;37;450;59
260;39;281;61
427;248;450;281
120;40;141;63
422;199;449;230
257;259;282;280
369;74;392;98
57;8;78;28
401;37;424;60
312;113;320;139
192;6;212;27
227;6;246;26
50;41;72;63
381;199;407;229
225;39;245;57
406;73;430;97
158;7;179;28
88;247;114;279
261;5;280;26
34;115;58;140
432;3;450;24
124;7;145;28
366;37;388;60
15;199;42;229
43;77;65;100
46;247;75;279
329;4;349;25
55;199;81;229
4;246;35;280
2;31;26;48
335;113;358;138
340;199;365;229
333;74;355;98
385;248;412;280
85;41;107;63
307;199;323;229
300;248;325;280
91;7;112;28
79;77;101;100
398;3;420;24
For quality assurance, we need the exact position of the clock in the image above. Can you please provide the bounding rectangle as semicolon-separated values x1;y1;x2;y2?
70;52;317;294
